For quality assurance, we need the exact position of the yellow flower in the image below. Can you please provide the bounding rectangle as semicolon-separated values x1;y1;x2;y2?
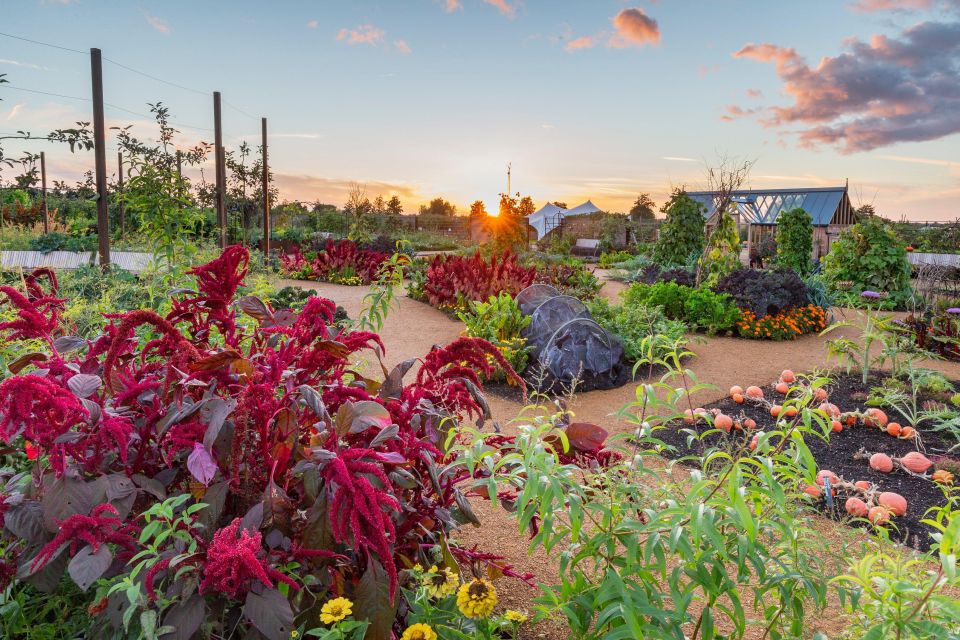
422;565;459;599
504;610;528;623
290;633;300;640
456;578;497;619
319;597;353;625
401;623;438;640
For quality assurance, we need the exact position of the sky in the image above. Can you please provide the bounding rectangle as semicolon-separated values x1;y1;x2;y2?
1;0;959;220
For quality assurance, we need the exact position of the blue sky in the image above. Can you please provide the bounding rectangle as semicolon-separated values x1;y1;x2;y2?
2;0;959;219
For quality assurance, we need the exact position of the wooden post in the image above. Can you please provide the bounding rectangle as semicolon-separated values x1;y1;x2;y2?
213;91;227;249
117;151;125;237
40;151;48;234
90;48;110;268
261;117;270;257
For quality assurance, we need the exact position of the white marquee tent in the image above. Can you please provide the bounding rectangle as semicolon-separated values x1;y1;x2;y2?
528;200;602;239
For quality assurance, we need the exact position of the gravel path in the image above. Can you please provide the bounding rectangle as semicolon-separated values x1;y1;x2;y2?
282;276;960;639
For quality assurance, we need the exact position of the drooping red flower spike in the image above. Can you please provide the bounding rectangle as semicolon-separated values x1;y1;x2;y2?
200;518;298;599
30;503;139;572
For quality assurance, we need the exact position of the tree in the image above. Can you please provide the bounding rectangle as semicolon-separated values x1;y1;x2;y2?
485;192;528;249
855;203;876;218
469;200;488;218
372;195;387;215
551;201;568;209
517;196;536;218
386;195;403;216
419;197;457;217
775;207;813;275
629;193;656;221
652;189;705;267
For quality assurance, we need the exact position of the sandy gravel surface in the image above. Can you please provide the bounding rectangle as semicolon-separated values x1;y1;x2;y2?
281;276;960;639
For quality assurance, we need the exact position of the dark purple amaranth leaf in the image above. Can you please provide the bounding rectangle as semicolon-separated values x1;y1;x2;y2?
379;358;416;401
132;474;166;500
197;480;229;534
453;488;480;527
336;400;392;436
41;473;95;532
187;443;218;487
236;296;274;324
243;587;294;640
241;502;264;534
53;335;86;353
298;385;330;425
67;373;102;399
566;422;608;452
18;542;68;592
353;559;397;640
8;352;48;374
3;500;48;543
202;397;238;450
160;593;206;640
67;543;112;591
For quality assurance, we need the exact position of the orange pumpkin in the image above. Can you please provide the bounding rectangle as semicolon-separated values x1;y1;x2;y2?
854;480;872;491
732;393;745;404
802;484;822;498
831;420;843;433
749;434;759;451
812;388;828;402
818;402;840;418
899;451;933;474
816;469;839;487
845;497;869;517
886;423;902;437
770;405;782;418
730;385;744;397
899;426;917;439
745;386;764;399
775;381;790;395
869;453;894;473
878;492;907;517
868;506;890;525
844;414;857;427
780;369;796;383
864;408;888;428
683;409;696;424
743;418;757;430
714;414;733;433
784;406;799;418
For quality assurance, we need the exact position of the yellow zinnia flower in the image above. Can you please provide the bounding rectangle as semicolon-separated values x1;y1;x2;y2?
400;623;438;640
319;597;353;625
456;578;497;619
504;610;527;623
422;565;459;599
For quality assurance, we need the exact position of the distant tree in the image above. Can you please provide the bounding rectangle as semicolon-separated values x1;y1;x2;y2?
653;189;705;267
855;203;876;218
372;195;387;215
311;201;338;214
517;196;536;218
485;192;528;249
386;195;403;215
419;197;457;217
551;201;568;209
629;193;656;221
469;200;488;218
344;183;372;217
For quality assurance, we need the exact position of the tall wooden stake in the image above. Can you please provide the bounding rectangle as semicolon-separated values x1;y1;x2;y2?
261;117;270;257
176;150;183;210
213;91;227;250
90;48;110;268
40;151;48;234
117;151;125;237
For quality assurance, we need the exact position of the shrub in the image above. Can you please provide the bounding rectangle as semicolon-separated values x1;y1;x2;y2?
736;304;827;340
698;209;740;286
587;297;687;364
533;260;601;300
458;293;532;379
635;263;696;287
623;282;740;334
413;252;536;313
652;190;705;267
713;268;810;318
279;239;390;285
775;207;814;275
598;250;632;269
0;248;525;640
822;216;913;307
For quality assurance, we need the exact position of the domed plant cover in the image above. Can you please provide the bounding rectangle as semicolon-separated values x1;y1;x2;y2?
653;190;705;267
775;207;813;276
822;216;912;306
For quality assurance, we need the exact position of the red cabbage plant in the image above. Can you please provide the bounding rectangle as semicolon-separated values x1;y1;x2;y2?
416;251;537;312
280;239;390;285
0;248;528;640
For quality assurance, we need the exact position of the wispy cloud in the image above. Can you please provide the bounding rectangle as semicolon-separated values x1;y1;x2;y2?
662;156;697;162
143;11;170;34
564;35;596;52
880;154;960;169
306;19;319;29
441;0;462;12
483;0;516;18
394;39;412;54
565;7;661;53
849;0;932;12
6;103;25;121
273;173;421;206
0;58;48;70
336;24;386;46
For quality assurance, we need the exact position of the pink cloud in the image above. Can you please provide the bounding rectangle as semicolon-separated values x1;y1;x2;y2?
729;20;960;152
483;0;516;17
442;0;462;11
850;0;932;11
394;39;412;54
307;19;318;29
336;25;385;46
608;8;660;48
143;11;170;34
746;88;763;98
565;35;597;52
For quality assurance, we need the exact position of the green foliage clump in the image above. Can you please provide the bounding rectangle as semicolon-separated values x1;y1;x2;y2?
458;292;531;378
775;207;813;275
624;281;740;334
652;190;705;267
28;231;97;253
598;250;633;269
698;209;740;286
822;216;913;307
587;297;687;365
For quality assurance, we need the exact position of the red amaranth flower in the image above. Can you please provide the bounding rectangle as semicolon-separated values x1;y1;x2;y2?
0;285;60;341
0;375;88;450
200;518;298;599
30;503;140;572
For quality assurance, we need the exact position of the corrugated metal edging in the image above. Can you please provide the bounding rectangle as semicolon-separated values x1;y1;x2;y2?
0;251;154;272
